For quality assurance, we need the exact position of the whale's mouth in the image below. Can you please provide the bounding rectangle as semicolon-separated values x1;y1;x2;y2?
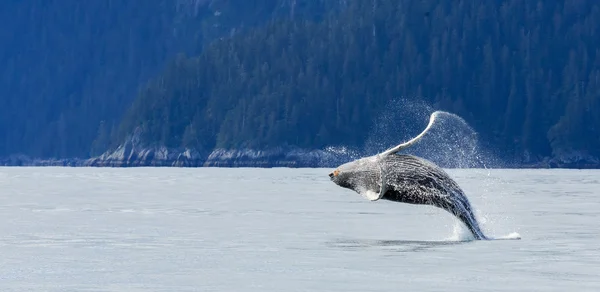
328;169;339;180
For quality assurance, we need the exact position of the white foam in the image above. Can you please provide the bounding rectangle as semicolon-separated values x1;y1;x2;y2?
494;232;522;240
444;220;475;242
442;218;522;241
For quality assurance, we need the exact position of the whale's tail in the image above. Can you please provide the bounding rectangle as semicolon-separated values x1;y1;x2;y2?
448;192;489;240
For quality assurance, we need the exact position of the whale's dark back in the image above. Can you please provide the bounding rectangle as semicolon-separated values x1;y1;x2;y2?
380;154;488;239
379;154;462;205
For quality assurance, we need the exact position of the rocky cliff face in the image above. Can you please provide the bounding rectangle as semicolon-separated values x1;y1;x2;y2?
2;151;599;169
544;151;600;169
82;134;355;168
1;135;599;169
83;146;350;168
78;140;600;169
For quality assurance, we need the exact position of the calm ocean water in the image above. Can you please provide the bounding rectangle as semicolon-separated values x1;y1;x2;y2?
0;167;599;291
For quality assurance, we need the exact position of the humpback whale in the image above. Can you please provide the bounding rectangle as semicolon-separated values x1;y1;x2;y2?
328;111;489;240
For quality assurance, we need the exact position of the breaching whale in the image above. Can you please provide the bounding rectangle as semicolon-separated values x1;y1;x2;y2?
328;111;489;240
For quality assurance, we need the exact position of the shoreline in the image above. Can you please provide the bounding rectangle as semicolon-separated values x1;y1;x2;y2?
2;144;598;169
1;158;599;170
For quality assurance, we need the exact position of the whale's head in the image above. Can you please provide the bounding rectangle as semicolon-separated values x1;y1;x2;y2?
329;155;381;195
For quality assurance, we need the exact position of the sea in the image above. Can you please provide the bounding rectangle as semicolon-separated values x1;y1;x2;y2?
0;167;599;291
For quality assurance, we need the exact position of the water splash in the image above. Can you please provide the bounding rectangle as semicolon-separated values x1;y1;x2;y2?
363;97;495;169
319;145;363;167
443;220;521;241
444;220;476;242
323;146;361;160
496;232;522;240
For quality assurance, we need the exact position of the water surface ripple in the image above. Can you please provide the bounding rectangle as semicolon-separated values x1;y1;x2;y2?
0;167;598;291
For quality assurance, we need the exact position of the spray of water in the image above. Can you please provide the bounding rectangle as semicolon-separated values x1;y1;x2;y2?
363;98;494;169
323;146;362;161
444;220;476;242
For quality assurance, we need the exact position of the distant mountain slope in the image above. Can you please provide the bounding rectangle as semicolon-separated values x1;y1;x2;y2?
0;0;338;159
107;0;600;168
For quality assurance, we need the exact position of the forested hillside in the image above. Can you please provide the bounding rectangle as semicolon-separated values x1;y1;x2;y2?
2;0;599;168
113;0;600;166
0;0;337;159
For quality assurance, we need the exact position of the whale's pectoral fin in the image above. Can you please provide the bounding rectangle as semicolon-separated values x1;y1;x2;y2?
363;162;387;202
360;163;387;202
379;111;440;157
364;190;382;201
